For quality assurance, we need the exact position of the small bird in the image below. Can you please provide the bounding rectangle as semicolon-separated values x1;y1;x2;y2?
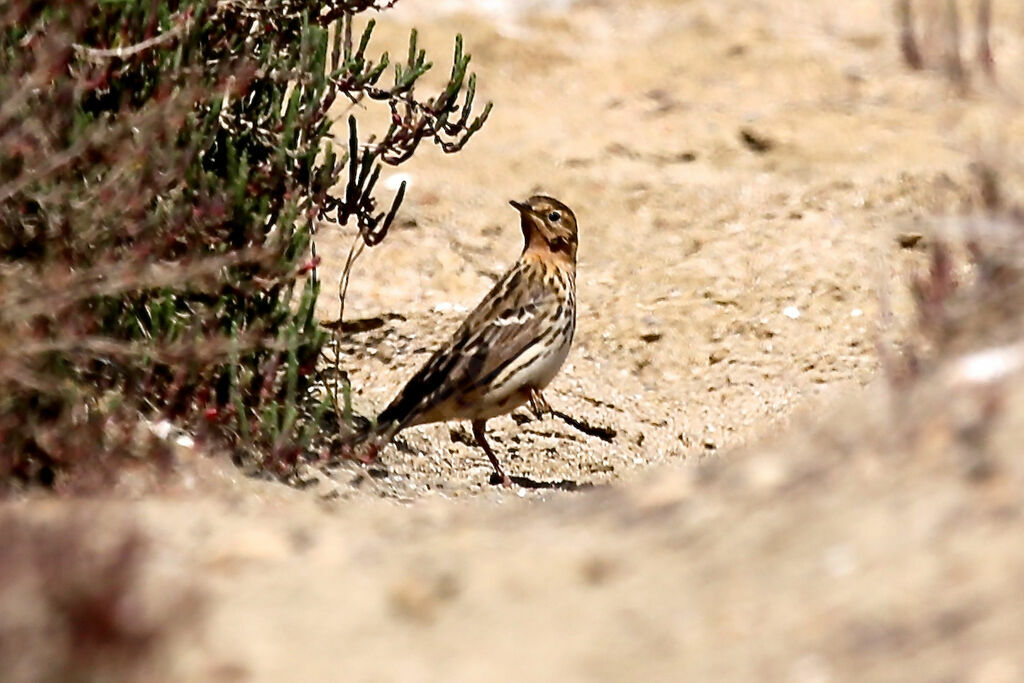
369;195;578;486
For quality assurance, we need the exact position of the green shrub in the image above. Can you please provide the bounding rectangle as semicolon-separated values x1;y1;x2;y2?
0;0;489;490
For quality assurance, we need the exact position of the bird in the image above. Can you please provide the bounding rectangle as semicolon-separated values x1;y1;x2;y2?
366;194;578;487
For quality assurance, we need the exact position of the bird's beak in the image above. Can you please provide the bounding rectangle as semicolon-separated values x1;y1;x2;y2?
509;199;532;215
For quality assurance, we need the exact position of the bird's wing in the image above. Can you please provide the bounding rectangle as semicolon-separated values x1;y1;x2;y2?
377;260;562;430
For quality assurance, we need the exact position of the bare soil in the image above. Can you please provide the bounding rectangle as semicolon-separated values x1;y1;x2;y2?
11;1;1024;680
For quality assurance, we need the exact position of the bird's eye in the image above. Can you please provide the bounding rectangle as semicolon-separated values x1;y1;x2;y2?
547;211;561;222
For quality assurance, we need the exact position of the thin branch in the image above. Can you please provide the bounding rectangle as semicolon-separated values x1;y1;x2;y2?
897;0;924;69
73;22;186;62
976;0;994;77
942;0;968;93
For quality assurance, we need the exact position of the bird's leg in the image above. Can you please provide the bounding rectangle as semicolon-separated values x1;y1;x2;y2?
472;419;511;488
528;388;552;419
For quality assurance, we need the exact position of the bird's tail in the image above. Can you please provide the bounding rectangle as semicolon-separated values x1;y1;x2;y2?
341;411;399;448
337;413;405;464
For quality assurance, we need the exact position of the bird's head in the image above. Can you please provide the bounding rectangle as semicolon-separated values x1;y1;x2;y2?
510;195;578;262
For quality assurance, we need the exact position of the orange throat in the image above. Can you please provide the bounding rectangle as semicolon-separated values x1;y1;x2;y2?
522;234;576;271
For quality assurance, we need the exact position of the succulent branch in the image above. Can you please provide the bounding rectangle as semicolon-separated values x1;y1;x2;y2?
319;19;492;246
895;0;995;89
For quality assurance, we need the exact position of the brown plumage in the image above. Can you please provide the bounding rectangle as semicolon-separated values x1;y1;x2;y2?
372;195;578;486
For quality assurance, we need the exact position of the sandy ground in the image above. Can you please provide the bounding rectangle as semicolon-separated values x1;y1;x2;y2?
10;0;1024;680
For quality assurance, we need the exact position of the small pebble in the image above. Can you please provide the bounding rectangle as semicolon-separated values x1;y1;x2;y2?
897;232;923;248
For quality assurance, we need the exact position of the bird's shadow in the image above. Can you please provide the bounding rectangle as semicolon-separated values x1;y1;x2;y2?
490;473;595;491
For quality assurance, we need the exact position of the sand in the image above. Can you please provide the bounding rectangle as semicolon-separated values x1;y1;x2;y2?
10;1;1024;680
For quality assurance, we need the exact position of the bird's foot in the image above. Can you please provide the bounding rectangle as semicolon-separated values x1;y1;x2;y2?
488;471;514;488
